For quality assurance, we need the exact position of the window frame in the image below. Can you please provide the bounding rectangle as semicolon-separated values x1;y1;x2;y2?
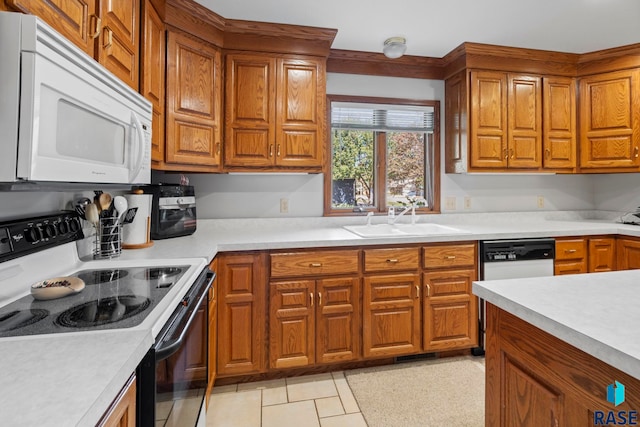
323;95;441;216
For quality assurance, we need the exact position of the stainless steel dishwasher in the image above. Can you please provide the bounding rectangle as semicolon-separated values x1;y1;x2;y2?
473;238;555;355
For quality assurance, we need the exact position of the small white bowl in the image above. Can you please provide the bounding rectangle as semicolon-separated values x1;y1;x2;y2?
31;277;85;300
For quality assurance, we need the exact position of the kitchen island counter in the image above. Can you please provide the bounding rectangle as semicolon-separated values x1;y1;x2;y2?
474;271;640;425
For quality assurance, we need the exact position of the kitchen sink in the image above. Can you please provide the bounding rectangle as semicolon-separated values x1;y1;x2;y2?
343;223;469;238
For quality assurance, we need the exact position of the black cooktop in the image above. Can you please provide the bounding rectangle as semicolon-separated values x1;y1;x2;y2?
0;266;188;337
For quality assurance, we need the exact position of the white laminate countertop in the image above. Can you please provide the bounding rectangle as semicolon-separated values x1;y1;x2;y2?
473;271;640;380
5;210;640;426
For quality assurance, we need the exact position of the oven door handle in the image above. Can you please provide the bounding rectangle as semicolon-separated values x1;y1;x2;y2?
155;270;214;361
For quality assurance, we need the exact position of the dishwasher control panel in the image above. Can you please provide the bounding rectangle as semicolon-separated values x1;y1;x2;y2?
481;238;555;262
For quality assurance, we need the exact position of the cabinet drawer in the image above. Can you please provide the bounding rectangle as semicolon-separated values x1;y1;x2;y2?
270;250;360;278
423;243;476;269
554;260;587;275
555;239;587;261
364;247;420;272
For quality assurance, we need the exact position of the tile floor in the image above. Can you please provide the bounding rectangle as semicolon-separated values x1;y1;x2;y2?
206;371;368;427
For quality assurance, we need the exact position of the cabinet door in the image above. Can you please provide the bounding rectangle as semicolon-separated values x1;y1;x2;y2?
217;253;266;376
224;54;276;167
275;58;323;168
269;280;315;369
97;0;139;90
617;238;640;270
508;74;541;168
579;69;640;169
554;238;587;275
316;277;360;364
167;301;207;383
423;269;477;351
543;77;576;169
470;70;508;169
362;273;421;358
588;237;616;272
445;71;468;173
503;356;562;427
166;31;222;168
8;0;97;56
141;0;165;163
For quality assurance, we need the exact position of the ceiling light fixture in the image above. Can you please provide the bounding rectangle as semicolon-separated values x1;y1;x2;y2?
383;37;407;59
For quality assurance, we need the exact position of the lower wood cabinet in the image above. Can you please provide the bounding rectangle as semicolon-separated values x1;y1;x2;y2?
485;303;640;426
362;273;421;358
617;236;640;270
422;242;478;351
98;374;136;427
269;277;360;368
555;236;615;275
217;252;267;377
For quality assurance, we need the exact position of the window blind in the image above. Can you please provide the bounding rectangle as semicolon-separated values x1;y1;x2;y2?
331;102;434;132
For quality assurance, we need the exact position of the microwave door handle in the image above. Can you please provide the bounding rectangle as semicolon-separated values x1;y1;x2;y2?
129;112;145;182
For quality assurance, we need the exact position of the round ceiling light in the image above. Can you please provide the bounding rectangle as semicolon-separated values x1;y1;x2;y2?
383;37;407;59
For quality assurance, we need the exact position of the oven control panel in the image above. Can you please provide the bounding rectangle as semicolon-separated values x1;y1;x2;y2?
0;212;83;262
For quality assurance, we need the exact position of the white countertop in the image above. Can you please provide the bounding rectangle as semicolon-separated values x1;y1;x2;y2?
5;210;640;425
473;270;640;380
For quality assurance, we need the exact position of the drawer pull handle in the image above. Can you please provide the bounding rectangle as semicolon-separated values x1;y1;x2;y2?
503;148;508;159
103;27;113;49
216;142;221;155
564;249;577;253
425;283;431;297
277;144;281;157
269;144;274;157
545;148;550;159
445;255;456;260
310;292;314;306
90;15;102;39
509;148;514;159
309;263;322;267
635;146;639;158
318;292;322;306
415;285;420;299
386;259;399;263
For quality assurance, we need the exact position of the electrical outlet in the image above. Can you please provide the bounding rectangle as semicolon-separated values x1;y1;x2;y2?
464;196;471;210
537;196;544;209
280;198;289;213
445;196;456;210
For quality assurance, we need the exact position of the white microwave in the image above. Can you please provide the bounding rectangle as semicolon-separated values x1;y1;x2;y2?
0;12;152;186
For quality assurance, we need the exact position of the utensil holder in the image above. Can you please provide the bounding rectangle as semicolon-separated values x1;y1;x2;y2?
94;217;122;259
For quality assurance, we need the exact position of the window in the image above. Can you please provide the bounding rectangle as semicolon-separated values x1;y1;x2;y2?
324;96;440;215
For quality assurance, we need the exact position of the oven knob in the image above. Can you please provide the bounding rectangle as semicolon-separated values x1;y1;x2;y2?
57;221;69;235
25;226;41;243
68;218;80;233
42;223;57;239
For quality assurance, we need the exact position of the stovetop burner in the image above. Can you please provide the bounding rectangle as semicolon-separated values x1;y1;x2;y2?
77;269;129;285
0;309;49;332
56;296;151;328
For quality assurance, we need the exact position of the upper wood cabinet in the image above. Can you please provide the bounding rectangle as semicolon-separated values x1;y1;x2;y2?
446;69;575;173
579;69;640;171
141;0;165;164
7;0;140;90
164;30;223;170
224;52;325;171
543;77;577;169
